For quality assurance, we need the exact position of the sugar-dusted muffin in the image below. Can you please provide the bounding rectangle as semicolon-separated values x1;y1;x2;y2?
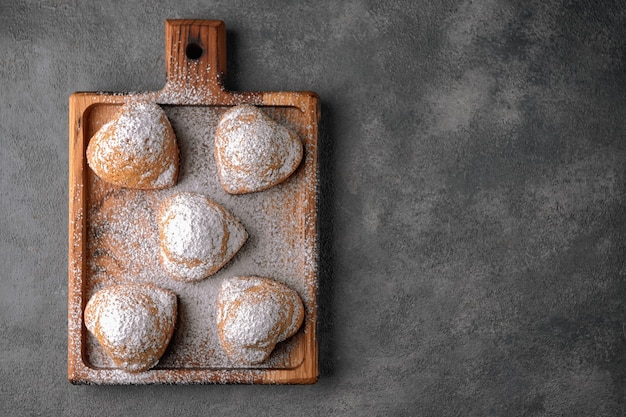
217;276;304;365
214;104;303;194
84;284;178;373
86;101;179;189
157;192;247;282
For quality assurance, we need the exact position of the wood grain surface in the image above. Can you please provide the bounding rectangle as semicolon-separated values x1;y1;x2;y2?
68;20;319;384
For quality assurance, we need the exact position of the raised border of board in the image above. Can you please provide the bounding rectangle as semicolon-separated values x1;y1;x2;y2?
68;20;319;384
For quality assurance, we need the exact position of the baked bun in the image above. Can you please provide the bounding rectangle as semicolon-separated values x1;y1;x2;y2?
86;101;179;189
157;192;247;282
84;284;177;373
214;104;303;194
217;276;304;365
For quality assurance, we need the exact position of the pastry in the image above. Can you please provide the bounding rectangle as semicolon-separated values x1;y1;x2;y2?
158;192;247;282
217;276;304;365
84;284;178;373
214;104;303;194
86;101;179;189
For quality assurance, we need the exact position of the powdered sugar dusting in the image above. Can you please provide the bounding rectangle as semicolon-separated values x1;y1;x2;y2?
86;101;178;189
215;105;303;194
217;276;304;364
154;161;177;188
84;105;316;375
158;192;247;281
84;284;177;372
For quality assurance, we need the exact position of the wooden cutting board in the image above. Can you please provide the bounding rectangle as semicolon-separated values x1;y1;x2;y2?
68;20;319;384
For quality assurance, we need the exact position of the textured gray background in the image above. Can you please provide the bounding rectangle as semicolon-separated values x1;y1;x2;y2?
2;0;626;415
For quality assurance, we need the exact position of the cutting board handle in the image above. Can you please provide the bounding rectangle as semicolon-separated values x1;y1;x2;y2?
164;19;227;93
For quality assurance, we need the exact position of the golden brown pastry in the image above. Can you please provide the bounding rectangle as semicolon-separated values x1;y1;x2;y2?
157;192;247;282
217;276;304;365
214;104;303;194
84;284;178;373
86;101;179;189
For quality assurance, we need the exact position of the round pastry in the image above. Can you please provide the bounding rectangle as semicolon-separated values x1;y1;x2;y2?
86;101;179;189
157;192;248;282
84;284;178;373
217;276;304;365
214;104;303;194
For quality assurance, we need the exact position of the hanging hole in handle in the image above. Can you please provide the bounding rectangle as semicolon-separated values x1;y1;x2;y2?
185;42;203;60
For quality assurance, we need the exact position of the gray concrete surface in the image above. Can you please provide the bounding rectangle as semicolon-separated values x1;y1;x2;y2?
2;0;626;415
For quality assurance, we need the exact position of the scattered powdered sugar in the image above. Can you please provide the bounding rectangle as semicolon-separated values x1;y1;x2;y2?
158;192;247;281
84;105;316;375
215;105;303;194
84;284;177;372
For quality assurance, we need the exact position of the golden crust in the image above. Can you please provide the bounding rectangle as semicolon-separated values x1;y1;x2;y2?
84;284;178;373
217;276;304;365
86;101;179;190
157;192;248;282
214;105;303;194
